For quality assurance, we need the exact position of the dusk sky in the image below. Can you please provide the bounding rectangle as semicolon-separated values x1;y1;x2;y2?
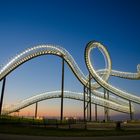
0;0;140;120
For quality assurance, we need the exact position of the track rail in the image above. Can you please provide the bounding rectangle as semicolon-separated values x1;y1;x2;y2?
2;91;131;115
85;41;140;103
0;41;139;111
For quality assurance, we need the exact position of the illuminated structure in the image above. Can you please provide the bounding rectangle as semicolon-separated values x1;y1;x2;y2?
3;90;131;115
0;41;140;121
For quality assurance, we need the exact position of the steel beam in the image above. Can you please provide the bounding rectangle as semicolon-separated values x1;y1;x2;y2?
35;102;38;118
129;100;133;120
89;73;92;121
104;89;109;122
0;77;6;115
83;74;92;122
107;90;110;121
83;86;86;121
60;58;65;121
95;104;97;121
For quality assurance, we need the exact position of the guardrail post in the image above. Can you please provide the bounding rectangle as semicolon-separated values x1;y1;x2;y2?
0;77;6;115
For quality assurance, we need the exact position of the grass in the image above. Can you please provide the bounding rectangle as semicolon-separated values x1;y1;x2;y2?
1;116;140;137
0;124;140;137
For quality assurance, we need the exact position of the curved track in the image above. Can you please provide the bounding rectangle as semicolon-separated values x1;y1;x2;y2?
85;42;140;103
0;41;139;113
2;91;132;115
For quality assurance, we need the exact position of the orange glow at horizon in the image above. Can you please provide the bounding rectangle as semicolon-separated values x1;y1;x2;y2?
9;102;119;119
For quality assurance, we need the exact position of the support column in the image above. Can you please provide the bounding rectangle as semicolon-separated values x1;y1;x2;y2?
95;104;97;121
35;102;38;119
87;101;89;121
60;58;65;121
104;89;109;122
83;86;86;121
83;73;92;122
107;90;110;121
129;100;133;120
89;73;92;121
0;77;6;116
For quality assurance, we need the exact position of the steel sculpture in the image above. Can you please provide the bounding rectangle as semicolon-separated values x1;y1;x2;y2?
0;41;139;120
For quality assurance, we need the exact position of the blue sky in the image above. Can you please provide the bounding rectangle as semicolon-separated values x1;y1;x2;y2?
0;0;140;120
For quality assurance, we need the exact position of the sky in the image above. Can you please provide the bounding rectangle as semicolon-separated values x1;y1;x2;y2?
0;0;140;120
